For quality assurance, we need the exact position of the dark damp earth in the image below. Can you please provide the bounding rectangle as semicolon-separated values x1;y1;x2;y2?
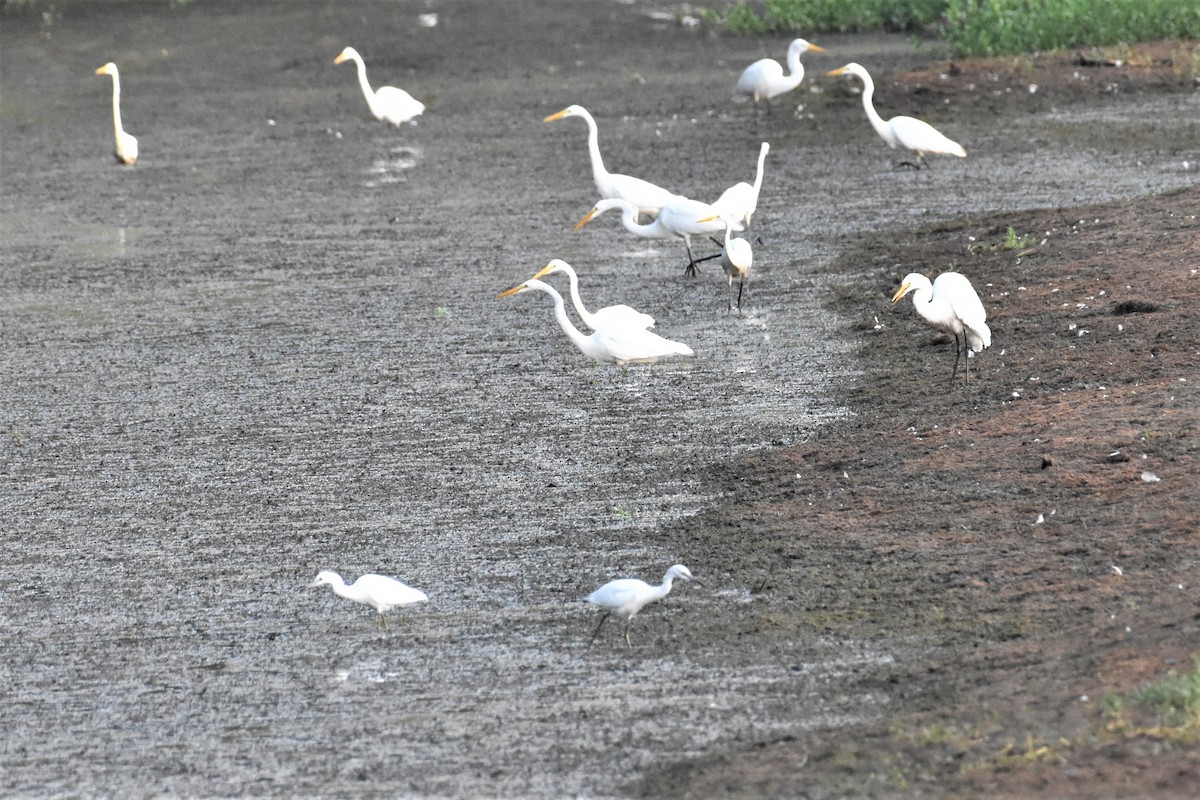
1;2;1198;798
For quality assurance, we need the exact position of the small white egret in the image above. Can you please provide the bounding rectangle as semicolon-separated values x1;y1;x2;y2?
712;142;770;229
698;214;753;311
544;104;680;218
334;46;425;125
532;259;655;331
735;39;825;107
576;196;739;277
498;279;693;366
308;570;429;628
95;62;138;165
585;564;697;647
892;271;991;384
827;63;966;169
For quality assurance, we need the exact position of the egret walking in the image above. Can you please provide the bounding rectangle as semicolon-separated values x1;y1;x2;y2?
532;259;656;331
308;570;428;628
585;564;697;647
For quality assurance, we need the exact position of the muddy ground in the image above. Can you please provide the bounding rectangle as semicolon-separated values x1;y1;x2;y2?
1;1;1198;798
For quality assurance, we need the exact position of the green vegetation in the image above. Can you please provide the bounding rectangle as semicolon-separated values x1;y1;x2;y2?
1103;656;1200;741
714;0;1200;57
1002;227;1038;250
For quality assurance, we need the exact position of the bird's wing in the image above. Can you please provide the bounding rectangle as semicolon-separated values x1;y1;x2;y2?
606;174;679;214
938;274;991;350
592;304;656;330
595;325;693;365
736;59;781;93
890;115;962;156
587;579;644;607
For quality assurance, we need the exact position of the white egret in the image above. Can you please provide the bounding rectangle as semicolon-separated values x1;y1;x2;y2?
711;142;770;229
95;62;138;165
576;196;739;277
892;271;991;384
308;570;429;628
735;38;825;107
334;46;425;125
698;214;753;311
544;104;680;218
532;259;656;331
827;63;966;169
585;564;696;647
497;279;693;366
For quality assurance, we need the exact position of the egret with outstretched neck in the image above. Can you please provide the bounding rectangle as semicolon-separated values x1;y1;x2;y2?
892;271;991;383
827;62;966;169
95;62;138;165
334;46;425;125
532;259;655;331
576;197;738;277
712;142;770;229
498;279;692;366
308;570;428;628
585;564;697;647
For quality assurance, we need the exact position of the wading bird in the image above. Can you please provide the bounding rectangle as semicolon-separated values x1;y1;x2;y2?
735;38;825;108
334;46;425;125
576;197;737;277
544;104;679;218
585;564;696;647
95;62;138;165
892;271;991;384
308;570;428;628
827;62;966;169
532;259;656;331
711;142;770;229
498;279;692;366
698;214;753;311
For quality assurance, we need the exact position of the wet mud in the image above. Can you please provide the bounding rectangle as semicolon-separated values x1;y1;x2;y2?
1;2;1198;797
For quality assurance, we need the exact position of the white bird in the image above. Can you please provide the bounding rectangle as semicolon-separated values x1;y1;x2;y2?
585;564;696;647
95;62;138;165
735;38;825;107
711;142;770;229
827;62;967;169
576;196;740;277
308;570;428;628
544;104;680;218
892;271;991;384
334;46;425;125
532;259;656;331
698;214;753;311
498;279;693;366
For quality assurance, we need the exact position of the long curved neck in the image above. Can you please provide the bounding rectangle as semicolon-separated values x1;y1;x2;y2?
538;284;592;353
911;285;945;326
752;145;768;194
615;202;662;239
655;572;678;599
563;270;597;327
858;74;890;143
352;56;376;106
330;577;363;603
578;109;610;188
109;74;125;137
785;47;805;83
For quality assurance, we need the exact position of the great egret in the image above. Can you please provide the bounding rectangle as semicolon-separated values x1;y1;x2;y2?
891;271;991;384
532;259;656;331
711;142;770;229
698;214;753;311
575;196;738;277
544;104;679;218
334;46;425;125
308;570;428;628
735;39;825;107
497;279;693;366
827;63;966;169
95;62;138;165
585;564;696;647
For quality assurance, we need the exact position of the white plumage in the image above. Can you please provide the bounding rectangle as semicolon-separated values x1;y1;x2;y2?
585;564;696;647
735;39;825;105
95;62;138;165
892;271;991;383
532;259;656;331
334;46;425;125
308;570;428;627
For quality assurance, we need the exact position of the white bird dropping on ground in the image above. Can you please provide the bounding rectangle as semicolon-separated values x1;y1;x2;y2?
712;142;770;229
498;279;692;366
544;104;680;219
95;62;138;165
827;62;966;169
892;271;991;384
735;38;825;107
532;259;656;331
698;214;753;311
585;564;697;647
308;570;428;628
576;196;739;277
334;46;425;125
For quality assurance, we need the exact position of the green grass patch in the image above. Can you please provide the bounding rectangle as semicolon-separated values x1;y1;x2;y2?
1103;656;1200;742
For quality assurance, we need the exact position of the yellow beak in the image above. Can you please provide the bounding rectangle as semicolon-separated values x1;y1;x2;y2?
891;283;913;304
808;44;826;53
574;208;600;231
543;108;570;123
532;263;555;280
498;284;525;298
826;66;847;77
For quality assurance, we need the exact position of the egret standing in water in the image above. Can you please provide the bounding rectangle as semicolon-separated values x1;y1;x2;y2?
334;46;425;125
711;142;770;229
544;104;679;219
698;214;753;311
308;570;428;628
735;38;825;109
585;564;697;647
95;62;138;165
531;259;656;331
575;196;737;277
892;271;991;384
498;279;692;366
827;63;966;169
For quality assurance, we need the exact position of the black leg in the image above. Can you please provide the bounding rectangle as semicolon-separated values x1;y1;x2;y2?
950;332;963;383
589;613;609;645
736;278;745;311
684;238;698;277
